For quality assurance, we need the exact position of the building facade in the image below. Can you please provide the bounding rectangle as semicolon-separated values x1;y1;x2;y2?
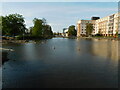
62;28;68;37
77;20;96;37
77;12;120;37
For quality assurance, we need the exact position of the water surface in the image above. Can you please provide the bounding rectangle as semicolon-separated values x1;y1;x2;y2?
2;38;119;88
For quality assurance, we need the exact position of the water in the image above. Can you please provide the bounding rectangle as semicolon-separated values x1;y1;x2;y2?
2;38;119;88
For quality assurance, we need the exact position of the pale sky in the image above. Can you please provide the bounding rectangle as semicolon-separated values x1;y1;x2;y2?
1;0;120;2
1;2;118;33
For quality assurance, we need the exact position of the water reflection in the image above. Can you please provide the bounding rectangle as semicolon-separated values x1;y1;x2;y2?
92;39;118;61
2;51;9;65
76;38;119;61
76;38;94;55
2;38;118;88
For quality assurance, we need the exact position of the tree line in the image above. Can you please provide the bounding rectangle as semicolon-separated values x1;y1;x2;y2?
0;13;53;40
68;25;77;37
63;25;77;37
65;23;94;37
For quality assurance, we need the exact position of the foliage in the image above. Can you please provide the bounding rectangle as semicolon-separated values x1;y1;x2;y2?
43;25;53;38
53;32;61;35
85;23;93;36
31;18;53;38
115;31;118;36
1;13;53;39
95;34;103;37
29;26;33;35
2;14;26;36
68;25;77;36
0;16;2;35
32;18;43;36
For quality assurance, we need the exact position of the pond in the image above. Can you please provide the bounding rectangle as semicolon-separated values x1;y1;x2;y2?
2;38;119;88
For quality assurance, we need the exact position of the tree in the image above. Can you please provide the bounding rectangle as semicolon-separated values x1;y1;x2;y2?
43;25;53;38
29;26;33;35
68;25;77;37
0;16;2;35
85;23;93;36
2;14;26;36
32;18;53;38
32;18;43;37
1;16;11;35
42;18;47;25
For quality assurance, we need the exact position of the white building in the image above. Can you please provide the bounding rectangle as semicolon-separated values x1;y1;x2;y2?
63;28;68;37
77;20;96;37
77;12;120;37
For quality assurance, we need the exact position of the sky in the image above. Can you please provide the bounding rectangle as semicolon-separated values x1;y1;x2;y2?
2;2;118;33
1;0;120;2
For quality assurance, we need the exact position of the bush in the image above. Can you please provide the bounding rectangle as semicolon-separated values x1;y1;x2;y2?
16;35;53;40
95;34;103;36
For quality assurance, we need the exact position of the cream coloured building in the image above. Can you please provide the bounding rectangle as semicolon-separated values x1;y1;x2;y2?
77;12;120;37
77;20;96;37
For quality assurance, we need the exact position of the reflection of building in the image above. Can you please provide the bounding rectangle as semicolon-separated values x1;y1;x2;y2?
77;12;120;37
75;38;119;61
92;40;118;61
118;2;120;37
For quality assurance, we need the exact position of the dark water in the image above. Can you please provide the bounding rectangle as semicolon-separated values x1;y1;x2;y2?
2;38;119;88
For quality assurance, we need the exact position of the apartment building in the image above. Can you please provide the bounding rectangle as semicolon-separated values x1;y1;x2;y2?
77;20;96;37
77;12;120;37
96;16;109;36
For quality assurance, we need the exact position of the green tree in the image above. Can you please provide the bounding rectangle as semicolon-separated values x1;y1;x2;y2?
32;18;43;37
42;18;47;25
43;25;53;38
29;26;33;35
2;14;26;36
1;16;10;35
115;31;118;37
68;25;77;37
85;23;93;36
0;16;2;35
32;18;53;38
